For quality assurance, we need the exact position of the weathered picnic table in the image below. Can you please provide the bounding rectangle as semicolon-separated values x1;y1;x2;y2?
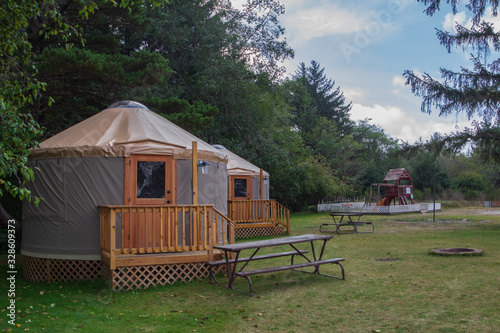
319;212;375;234
209;234;345;296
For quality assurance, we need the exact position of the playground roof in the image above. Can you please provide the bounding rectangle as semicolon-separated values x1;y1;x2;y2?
383;168;412;182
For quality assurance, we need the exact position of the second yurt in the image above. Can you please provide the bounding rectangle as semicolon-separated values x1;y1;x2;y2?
213;145;269;201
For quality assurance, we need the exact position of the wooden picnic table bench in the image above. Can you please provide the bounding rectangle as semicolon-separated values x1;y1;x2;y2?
207;250;309;285
210;234;345;296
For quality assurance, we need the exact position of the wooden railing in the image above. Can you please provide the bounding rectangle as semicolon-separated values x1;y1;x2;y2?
228;200;290;232
99;205;235;269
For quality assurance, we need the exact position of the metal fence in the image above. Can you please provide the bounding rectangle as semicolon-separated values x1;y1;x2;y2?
317;202;442;215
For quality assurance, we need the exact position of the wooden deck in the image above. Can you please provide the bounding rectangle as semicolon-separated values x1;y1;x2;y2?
101;250;224;268
97;203;292;290
228;199;290;232
99;205;235;270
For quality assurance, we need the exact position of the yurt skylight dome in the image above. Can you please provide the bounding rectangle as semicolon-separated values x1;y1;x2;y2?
107;100;149;110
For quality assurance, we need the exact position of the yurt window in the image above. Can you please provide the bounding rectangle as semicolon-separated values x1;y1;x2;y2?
230;176;252;200
137;161;165;198
234;179;247;197
126;155;176;205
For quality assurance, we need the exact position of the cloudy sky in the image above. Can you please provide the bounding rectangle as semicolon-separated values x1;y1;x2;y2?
236;0;494;142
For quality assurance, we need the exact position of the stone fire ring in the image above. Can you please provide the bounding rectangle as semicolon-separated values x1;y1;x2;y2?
431;248;483;256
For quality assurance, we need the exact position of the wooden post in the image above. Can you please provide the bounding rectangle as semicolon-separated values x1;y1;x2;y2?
207;208;214;260
260;169;264;200
192;141;198;205
110;208;116;270
260;169;264;220
377;184;381;205
192;141;199;251
286;208;290;233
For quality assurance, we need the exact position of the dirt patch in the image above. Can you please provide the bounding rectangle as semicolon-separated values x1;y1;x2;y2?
431;248;483;256
477;210;500;215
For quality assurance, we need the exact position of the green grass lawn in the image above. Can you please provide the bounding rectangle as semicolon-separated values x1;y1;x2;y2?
1;207;499;332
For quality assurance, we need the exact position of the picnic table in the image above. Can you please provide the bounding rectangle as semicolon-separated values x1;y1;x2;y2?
209;234;345;296
319;212;375;234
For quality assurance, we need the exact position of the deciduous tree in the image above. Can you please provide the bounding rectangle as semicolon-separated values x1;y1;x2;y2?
0;0;165;207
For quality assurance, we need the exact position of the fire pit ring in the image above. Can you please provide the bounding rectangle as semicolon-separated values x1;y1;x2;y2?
431;248;483;256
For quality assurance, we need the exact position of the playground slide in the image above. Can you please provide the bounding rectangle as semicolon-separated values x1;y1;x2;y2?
377;197;387;206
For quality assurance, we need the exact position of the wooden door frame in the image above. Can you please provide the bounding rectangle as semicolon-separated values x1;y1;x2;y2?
124;154;177;205
229;175;252;201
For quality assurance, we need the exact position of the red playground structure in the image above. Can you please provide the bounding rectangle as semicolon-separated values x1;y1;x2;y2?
369;168;414;206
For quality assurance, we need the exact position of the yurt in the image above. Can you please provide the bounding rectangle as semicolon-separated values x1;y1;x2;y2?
212;145;289;239
212;145;269;201
22;101;230;289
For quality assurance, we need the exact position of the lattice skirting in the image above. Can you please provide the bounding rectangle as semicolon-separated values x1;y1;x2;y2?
23;256;102;282
235;226;285;239
103;263;225;291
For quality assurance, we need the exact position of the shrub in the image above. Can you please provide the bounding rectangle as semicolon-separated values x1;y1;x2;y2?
413;189;423;201
454;171;486;194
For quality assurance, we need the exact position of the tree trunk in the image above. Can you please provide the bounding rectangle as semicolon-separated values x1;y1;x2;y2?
0;203;22;242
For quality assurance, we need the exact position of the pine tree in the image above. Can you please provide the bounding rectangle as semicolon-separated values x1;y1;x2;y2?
403;0;500;162
293;61;353;135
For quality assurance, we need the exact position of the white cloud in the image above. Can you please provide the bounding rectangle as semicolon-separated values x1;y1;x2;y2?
391;75;408;96
343;87;367;102
350;103;469;142
392;75;406;87
442;8;500;32
282;3;373;45
443;12;468;32
482;7;500;28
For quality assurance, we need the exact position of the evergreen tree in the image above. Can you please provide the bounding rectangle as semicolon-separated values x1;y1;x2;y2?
403;0;500;162
293;60;353;135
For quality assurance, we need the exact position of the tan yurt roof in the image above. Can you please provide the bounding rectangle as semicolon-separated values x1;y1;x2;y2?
213;145;269;177
30;101;227;163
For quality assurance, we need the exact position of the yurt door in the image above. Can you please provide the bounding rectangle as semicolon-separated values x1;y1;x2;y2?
124;155;176;251
230;176;252;200
125;155;176;205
